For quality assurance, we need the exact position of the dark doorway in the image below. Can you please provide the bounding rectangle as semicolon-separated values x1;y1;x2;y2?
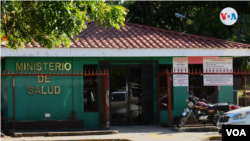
99;61;158;126
110;65;142;125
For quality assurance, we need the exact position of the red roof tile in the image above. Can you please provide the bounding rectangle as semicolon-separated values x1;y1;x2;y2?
2;22;250;49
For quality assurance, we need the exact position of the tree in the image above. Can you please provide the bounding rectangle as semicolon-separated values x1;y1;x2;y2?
122;1;250;69
123;1;250;44
1;1;128;49
231;14;250;44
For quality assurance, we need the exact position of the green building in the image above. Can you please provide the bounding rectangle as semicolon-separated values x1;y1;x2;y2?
1;22;250;129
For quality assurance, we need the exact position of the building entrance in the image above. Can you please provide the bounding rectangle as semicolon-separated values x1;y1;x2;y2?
99;61;158;126
110;65;142;125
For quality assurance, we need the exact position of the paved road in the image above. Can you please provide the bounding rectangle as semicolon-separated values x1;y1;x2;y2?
2;125;221;141
111;125;219;141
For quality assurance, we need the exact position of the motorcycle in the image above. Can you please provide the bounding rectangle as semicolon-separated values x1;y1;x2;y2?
177;88;240;128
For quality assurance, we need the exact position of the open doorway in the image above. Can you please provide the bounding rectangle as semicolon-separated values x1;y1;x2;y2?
99;61;157;126
110;65;142;125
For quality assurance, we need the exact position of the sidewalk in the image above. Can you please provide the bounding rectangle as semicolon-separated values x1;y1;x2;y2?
2;125;220;141
11;130;118;137
2;135;131;141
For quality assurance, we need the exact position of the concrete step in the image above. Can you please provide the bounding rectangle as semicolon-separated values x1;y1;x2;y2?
11;130;119;137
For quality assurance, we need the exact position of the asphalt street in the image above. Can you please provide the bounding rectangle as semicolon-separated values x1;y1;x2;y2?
110;125;220;141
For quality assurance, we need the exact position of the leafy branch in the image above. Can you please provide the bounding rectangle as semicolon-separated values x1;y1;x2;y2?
1;1;128;50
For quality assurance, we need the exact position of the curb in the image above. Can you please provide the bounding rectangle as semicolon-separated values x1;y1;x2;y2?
203;135;222;140
21;139;133;141
11;130;119;137
170;127;219;132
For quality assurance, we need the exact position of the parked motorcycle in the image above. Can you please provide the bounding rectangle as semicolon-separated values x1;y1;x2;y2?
177;88;240;128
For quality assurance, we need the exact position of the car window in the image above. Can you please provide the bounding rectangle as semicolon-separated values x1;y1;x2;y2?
111;93;125;101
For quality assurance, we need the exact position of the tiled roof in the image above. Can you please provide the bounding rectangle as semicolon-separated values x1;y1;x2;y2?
2;22;250;49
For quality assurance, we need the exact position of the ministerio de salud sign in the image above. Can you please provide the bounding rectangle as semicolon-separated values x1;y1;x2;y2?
15;62;72;95
16;62;71;71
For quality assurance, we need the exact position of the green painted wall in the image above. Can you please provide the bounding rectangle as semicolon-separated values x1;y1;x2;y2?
80;57;100;128
2;56;235;127
6;58;14;118
12;57;74;121
217;57;234;103
160;111;168;125
2;56;175;128
154;57;172;64
99;57;172;64
159;87;189;125
2;57;96;127
171;86;189;123
15;75;73;121
72;58;84;123
83;113;100;128
219;86;234;103
74;57;172;64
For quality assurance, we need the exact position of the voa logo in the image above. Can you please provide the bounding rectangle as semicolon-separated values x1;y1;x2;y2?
226;129;246;136
220;7;238;25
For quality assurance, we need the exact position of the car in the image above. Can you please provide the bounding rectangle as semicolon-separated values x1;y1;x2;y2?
111;82;142;112
217;106;250;134
111;94;168;124
112;104;142;123
111;90;142;124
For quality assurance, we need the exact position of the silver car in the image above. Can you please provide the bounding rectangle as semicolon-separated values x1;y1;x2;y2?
217;106;250;134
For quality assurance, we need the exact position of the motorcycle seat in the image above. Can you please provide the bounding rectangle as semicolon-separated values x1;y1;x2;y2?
208;103;229;112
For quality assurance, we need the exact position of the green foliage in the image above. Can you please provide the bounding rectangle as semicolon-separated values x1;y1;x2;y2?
230;14;250;44
192;7;230;39
1;1;128;50
105;1;122;6
122;1;250;43
121;1;250;69
240;57;250;70
238;84;250;98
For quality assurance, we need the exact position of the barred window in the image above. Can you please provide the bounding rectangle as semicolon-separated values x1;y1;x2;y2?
188;64;218;104
83;65;98;112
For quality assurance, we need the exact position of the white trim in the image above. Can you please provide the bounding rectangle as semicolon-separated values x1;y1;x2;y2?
1;48;250;57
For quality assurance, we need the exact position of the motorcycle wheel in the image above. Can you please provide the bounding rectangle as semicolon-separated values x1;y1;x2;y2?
211;111;220;126
177;115;189;128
